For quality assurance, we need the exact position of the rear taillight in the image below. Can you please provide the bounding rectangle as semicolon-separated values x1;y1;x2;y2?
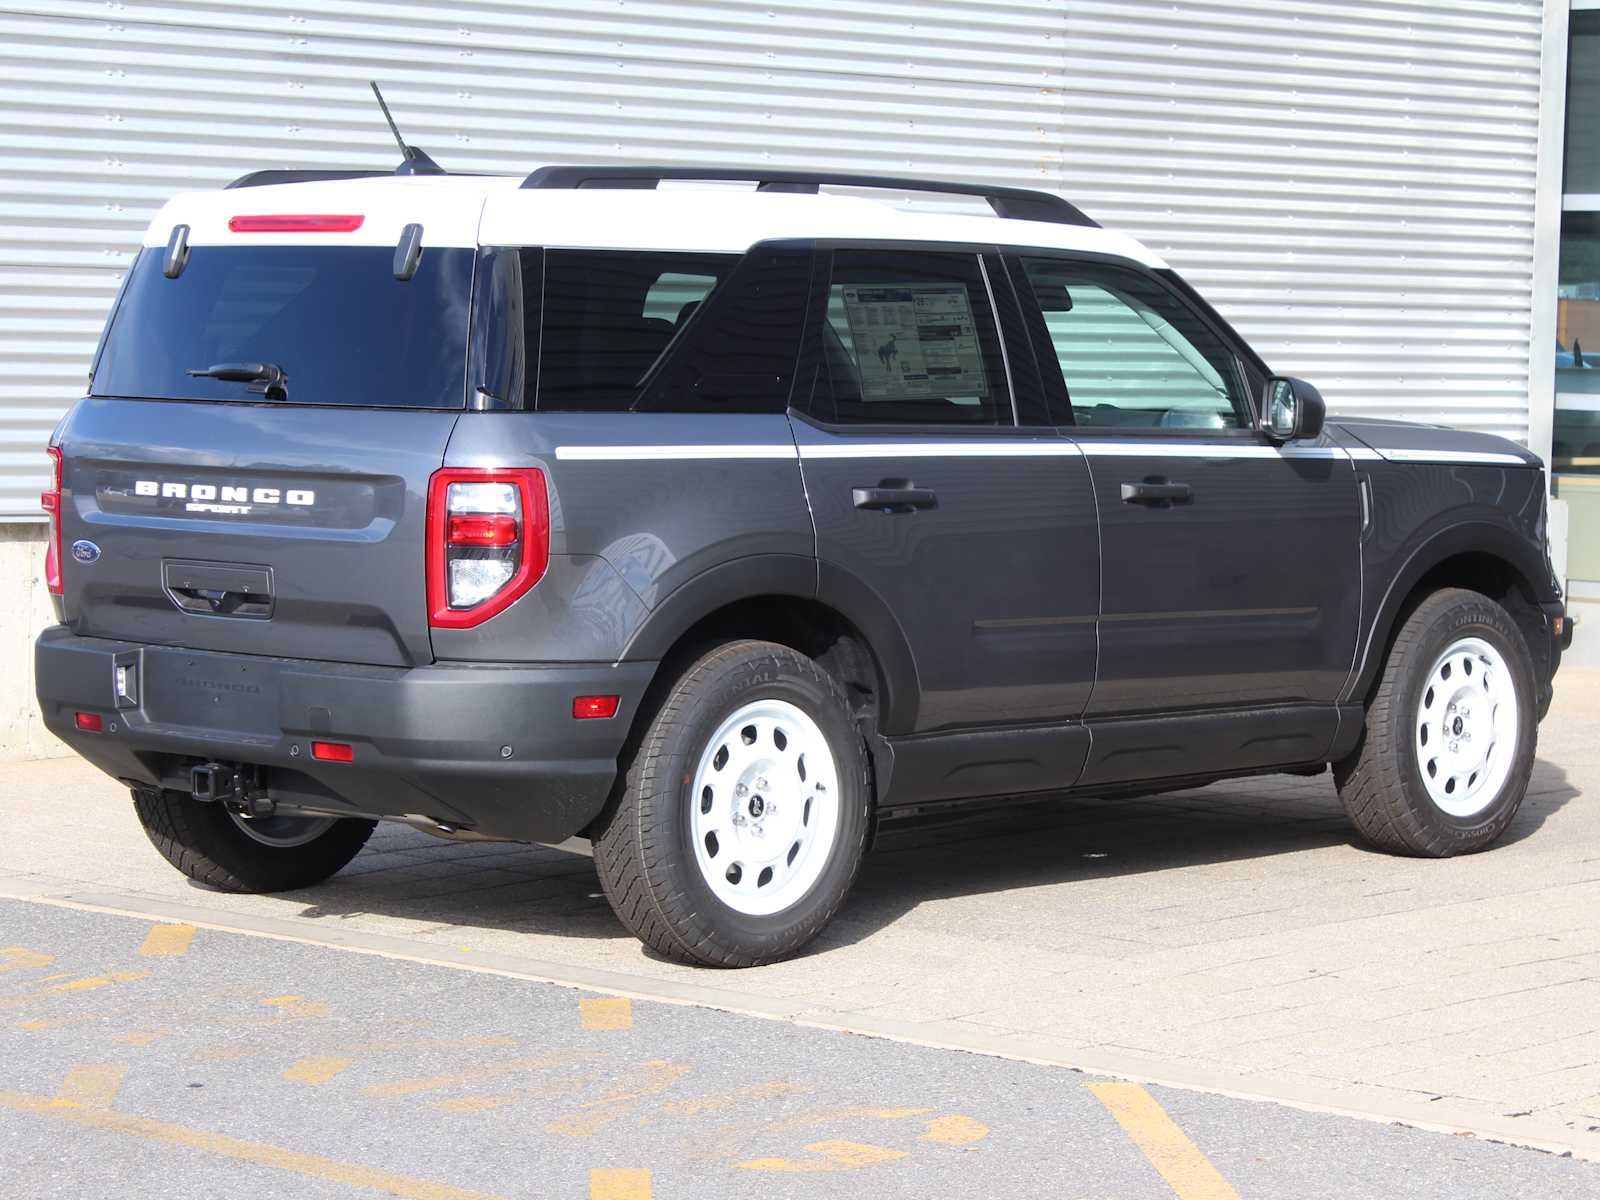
426;468;549;629
41;446;62;596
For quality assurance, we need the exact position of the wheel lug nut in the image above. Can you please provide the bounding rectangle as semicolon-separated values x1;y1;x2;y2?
735;783;748;797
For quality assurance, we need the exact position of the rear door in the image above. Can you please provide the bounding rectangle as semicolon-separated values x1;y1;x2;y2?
791;246;1100;734
1011;254;1361;717
56;237;476;667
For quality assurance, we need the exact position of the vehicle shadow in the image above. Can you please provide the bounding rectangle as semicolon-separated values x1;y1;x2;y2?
228;756;1578;956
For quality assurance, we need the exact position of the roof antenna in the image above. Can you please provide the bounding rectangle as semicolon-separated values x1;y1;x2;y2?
370;82;444;176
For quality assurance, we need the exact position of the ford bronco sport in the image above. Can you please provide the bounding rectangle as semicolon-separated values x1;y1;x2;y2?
36;163;1574;967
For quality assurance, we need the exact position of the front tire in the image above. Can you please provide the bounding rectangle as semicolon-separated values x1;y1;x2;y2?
1335;588;1537;856
592;640;872;967
133;788;376;892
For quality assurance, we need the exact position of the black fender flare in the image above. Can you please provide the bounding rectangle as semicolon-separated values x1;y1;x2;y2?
617;554;922;734
1344;518;1556;704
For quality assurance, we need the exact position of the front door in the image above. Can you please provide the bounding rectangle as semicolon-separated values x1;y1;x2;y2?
1012;254;1362;718
792;246;1100;735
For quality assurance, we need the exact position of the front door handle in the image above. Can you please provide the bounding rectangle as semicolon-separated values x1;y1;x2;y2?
852;485;938;513
1120;481;1193;505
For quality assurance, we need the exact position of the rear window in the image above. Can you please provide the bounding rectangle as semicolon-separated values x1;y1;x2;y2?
533;250;737;411
91;245;475;408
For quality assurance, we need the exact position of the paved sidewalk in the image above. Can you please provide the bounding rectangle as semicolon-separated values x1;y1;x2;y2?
4;669;1598;1157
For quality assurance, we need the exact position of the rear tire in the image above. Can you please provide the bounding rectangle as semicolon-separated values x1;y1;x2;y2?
592;640;872;967
1334;588;1536;856
133;788;376;892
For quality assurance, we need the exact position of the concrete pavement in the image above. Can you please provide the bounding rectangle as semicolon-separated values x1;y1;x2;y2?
2;668;1598;1166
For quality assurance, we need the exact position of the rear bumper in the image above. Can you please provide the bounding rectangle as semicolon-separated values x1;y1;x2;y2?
35;627;655;842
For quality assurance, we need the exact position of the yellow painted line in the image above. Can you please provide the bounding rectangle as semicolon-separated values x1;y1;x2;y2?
589;1168;651;1199
0;947;53;974
580;997;633;1031
739;1139;910;1173
112;1029;168;1047
1089;1082;1242;1200
365;1056;573;1099
1;969;148;1010
921;1113;989;1146
258;994;332;1019
138;924;196;957
546;1061;691;1138
283;1056;352;1086
52;1064;126;1110
660;1081;804;1116
0;1088;509;1200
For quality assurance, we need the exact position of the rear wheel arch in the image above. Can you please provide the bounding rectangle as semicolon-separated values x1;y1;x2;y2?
619;557;918;735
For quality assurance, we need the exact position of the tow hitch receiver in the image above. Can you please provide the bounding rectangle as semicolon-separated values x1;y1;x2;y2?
190;762;274;817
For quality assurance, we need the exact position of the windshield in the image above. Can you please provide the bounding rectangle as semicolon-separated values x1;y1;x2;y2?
91;245;475;408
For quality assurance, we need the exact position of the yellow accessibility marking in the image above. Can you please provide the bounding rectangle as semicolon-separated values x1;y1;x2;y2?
580;997;633;1031
283;1057;352;1086
52;1065;126;1110
366;1055;575;1099
0;947;53;974
590;1168;651;1199
1;969;148;1010
138;924;196;957
1089;1082;1242;1200
0;1088;510;1200
546;1061;691;1138
259;994;332;1019
739;1139;910;1173
920;1113;989;1146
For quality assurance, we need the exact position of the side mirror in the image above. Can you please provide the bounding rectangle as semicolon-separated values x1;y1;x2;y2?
1262;376;1326;442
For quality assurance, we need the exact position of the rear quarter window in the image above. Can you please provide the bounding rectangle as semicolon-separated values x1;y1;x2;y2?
91;245;475;408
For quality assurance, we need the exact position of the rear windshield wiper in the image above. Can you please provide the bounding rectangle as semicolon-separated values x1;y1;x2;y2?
186;362;288;397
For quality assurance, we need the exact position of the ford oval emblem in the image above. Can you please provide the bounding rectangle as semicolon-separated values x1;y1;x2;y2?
70;539;101;564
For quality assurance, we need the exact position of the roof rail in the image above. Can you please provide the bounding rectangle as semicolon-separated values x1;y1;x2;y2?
227;169;393;190
519;165;1098;227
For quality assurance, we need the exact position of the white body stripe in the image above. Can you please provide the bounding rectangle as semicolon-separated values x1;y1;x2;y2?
550;440;1529;467
1373;447;1529;466
553;444;798;461
797;442;1083;459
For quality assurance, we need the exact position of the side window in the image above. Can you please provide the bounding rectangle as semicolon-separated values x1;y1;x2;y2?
533;250;737;411
1019;258;1248;430
813;250;1013;426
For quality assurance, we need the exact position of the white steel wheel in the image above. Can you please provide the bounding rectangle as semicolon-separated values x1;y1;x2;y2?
1413;635;1519;818
689;698;842;918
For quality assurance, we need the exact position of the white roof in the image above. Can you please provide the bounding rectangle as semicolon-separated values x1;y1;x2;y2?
143;172;1166;268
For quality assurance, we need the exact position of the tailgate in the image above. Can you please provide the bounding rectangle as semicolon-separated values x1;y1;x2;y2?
56;398;457;667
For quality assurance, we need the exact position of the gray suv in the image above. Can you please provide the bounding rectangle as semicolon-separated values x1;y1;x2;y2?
35;164;1573;966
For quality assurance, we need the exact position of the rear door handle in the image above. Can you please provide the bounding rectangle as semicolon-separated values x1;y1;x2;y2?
1120;481;1193;505
852;486;938;513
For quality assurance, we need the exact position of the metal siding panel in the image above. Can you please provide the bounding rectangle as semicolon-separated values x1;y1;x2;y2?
0;0;1543;517
1060;0;1544;440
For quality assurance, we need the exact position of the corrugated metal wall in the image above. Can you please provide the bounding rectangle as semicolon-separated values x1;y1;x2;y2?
0;0;1548;519
1058;0;1547;446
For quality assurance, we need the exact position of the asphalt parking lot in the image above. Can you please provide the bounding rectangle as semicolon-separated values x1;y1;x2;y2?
3;668;1599;1196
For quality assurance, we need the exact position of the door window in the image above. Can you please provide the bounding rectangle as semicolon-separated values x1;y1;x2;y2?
1019;258;1248;430
812;250;1013;425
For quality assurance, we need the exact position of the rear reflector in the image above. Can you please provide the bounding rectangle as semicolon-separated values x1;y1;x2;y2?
74;712;103;732
311;741;355;763
573;695;620;720
446;513;519;547
228;214;366;233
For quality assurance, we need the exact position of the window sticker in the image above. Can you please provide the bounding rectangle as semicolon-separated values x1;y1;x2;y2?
839;283;990;400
